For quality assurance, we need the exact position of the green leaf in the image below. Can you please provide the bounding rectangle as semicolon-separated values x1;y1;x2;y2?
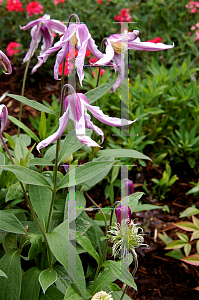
39;284;64;300
28;185;52;231
76;232;100;264
165;240;188;250
0;211;27;234
184;244;191;257
27;233;42;260
177;232;189;243
180;206;199;218
20;267;41;300
158;233;173;245
39;112;47;140
85;80;115;104
0;165;51;188
192;216;199;229
5;182;24;202
102;260;137;290
93;269;116;294
122;192;144;212
8;116;40;143
181;254;199;266
64;285;84;300
3;232;17;252
3;133;15;149
191;230;199;241
175;222;197;231
166;249;184;260
46;232;86;298
7;94;58;116
0;249;21;300
134;204;163;212
39;269;57;294
57;161;116;190
0;270;7;279
27;158;54;167
97;149;152;161
14;138;28;163
0;153;5;176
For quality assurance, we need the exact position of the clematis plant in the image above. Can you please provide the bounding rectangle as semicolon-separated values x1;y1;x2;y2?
21;14;66;73
0;50;12;74
38;22;104;84
0;104;8;133
37;91;137;151
94;30;174;92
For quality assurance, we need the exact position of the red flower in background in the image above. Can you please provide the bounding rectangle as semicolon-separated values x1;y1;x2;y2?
114;8;132;25
92;68;105;78
6;42;21;57
88;57;98;64
58;60;74;77
54;0;64;4
7;0;23;12
26;1;43;17
146;37;162;43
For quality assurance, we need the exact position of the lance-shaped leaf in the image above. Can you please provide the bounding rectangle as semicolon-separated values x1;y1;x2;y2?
174;222;197;231
181;254;199;266
97;149;152;161
85;80;115;104
165;240;189;250
20;267;41;300
0;211;27;234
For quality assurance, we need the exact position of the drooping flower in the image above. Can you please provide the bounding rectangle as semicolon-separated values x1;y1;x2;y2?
36;93;137;151
125;179;134;196
93;30;174;92
91;291;113;300
0;50;12;75
38;23;104;85
6;42;21;57
6;0;23;12
21;14;66;73
0;104;8;133
26;1;43;17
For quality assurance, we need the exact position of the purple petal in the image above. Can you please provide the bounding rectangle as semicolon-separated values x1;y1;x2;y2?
84;112;104;143
109;30;139;43
129;37;174;51
65;94;82;122
0;104;8;133
32;27;53;74
82;96;137;127
110;52;125;93
36;110;69;152
115;205;131;225
20;19;40;31
87;37;103;60
0;50;12;75
93;39;114;66
125;179;134;196
63;164;70;173
23;26;41;63
45;19;66;35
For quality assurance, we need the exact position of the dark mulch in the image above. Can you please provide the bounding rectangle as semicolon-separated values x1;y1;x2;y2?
0;72;199;300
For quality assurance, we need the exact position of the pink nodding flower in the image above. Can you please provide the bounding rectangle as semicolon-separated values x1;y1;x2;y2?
36;93;137;151
0;50;12;74
26;1;43;17
6;0;23;12
6;42;21;57
115;205;131;225
0;104;8;133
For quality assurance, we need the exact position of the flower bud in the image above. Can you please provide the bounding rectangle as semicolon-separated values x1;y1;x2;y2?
62;153;73;164
0;104;8;133
125;179;134;196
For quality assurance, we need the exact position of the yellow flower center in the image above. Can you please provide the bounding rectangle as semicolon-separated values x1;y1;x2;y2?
71;33;78;46
110;41;128;54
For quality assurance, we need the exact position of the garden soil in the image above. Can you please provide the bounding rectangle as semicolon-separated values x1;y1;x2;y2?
0;72;199;300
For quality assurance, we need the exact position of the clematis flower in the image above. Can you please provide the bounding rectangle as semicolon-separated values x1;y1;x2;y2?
36;93;137;151
0;50;12;75
38;23;103;85
0;104;8;133
21;14;66;73
91;291;113;300
115;204;131;225
94;30;174;92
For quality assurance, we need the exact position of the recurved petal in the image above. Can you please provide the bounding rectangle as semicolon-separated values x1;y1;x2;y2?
20;19;41;31
0;50;12;75
36;110;69;152
87;37;103;60
45;19;66;34
0;104;8;132
93;39;114;66
83;98;137;127
129;37;174;51
85;112;104;144
109;30;139;43
110;52;125;93
23;26;42;63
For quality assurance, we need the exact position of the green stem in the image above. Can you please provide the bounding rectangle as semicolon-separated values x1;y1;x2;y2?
18;22;43;136
120;250;138;300
0;132;52;269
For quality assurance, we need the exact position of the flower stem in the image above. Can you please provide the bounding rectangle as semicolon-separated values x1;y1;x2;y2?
18;22;42;137
0;132;52;269
95;38;107;89
120;250;138;300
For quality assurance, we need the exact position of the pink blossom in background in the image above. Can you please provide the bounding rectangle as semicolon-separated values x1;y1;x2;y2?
196;22;199;27
187;31;191;35
146;37;162;43
6;0;23;12
54;0;64;4
85;49;91;57
26;1;43;17
191;7;197;13
92;68;105;78
114;8;132;25
6;42;21;57
191;25;196;30
185;1;199;13
58;60;74;77
194;30;199;41
88;57;98;64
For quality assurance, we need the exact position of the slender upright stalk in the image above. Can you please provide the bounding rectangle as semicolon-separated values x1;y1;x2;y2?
95;38;107;89
18;22;42;136
0;132;52;269
120;250;138;300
